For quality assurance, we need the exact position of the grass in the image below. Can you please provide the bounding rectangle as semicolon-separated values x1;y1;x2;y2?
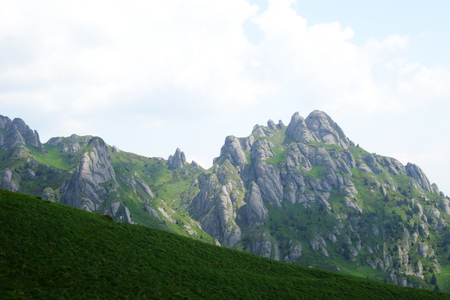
0;188;448;299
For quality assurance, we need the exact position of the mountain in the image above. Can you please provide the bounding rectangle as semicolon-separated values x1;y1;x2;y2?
1;110;449;292
0;120;213;244
0;189;447;299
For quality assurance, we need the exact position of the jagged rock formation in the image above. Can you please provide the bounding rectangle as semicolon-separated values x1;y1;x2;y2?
183;160;244;247
168;148;186;169
0;110;448;290
47;134;91;153
182;110;448;289
406;163;432;193
0;115;45;153
286;111;353;149
61;137;118;211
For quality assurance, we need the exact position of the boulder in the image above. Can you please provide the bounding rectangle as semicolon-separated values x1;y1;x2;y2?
1;168;19;192
168;148;187;169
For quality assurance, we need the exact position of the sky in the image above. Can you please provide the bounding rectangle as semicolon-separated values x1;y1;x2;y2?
1;0;450;194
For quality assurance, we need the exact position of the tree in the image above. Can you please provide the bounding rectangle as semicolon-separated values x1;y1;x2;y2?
430;273;437;285
434;285;440;292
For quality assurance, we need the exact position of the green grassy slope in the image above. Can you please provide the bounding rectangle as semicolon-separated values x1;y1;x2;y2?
0;189;447;299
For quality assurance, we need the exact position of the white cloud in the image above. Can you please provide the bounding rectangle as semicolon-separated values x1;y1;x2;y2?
1;0;450;194
1;0;449;123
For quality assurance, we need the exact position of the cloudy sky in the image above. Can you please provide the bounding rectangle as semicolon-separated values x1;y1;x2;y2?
1;0;450;194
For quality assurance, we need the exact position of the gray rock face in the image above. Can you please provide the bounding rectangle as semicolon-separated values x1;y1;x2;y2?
3;127;26;150
405;163;432;193
245;182;268;225
343;197;362;213
426;207;440;219
305;111;352;149
11;118;44;149
267;119;277;130
190;161;202;171
186;162;243;247
46;137;62;146
122;206;134;224
219;136;247;167
0;115;12;130
0;116;45;151
61;137;118;212
417;243;429;258
26;169;35;179
286;112;315;144
144;204;160;219
134;175;154;198
110;202;121;216
440;199;450;214
252;125;273;137
289;240;303;260
2;168;19;192
437;218;446;230
168;148;186;169
358;164;372;173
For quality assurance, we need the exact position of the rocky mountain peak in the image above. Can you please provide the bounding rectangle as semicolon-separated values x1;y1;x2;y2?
0;115;45;151
61;137;117;211
286;111;352;149
168;148;187;169
405;163;433;193
218;136;247;167
286;112;316;144
305;110;352;149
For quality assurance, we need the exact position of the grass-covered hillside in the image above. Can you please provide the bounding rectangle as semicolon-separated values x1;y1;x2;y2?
0;133;214;243
0;189;448;299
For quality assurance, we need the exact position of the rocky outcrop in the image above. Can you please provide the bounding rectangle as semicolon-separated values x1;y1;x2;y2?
134;174;154;198
185;161;243;247
244;182;268;225
343;197;362;213
286;113;315;144
61;137;118;212
406;163;432;193
190;161;202;171
47;135;90;153
144;204;161;219
305;111;352;149
219;136;247;167
0;115;45;151
168;148;186;169
418;243;429;258
41;187;56;202
112;145;121;153
12;118;44;150
122;205;134;224
289;240;303;260
1;168;19;192
286;111;352;149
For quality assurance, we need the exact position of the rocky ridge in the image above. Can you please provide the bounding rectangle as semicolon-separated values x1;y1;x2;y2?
182;110;450;289
0;110;449;291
